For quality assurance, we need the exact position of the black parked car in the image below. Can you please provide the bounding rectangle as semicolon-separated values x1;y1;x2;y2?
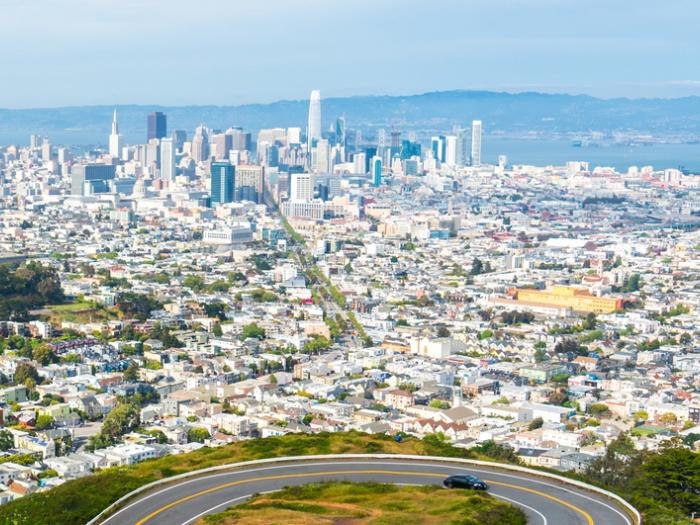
443;474;488;490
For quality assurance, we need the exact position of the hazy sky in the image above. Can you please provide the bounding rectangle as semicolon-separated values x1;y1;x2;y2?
1;0;699;108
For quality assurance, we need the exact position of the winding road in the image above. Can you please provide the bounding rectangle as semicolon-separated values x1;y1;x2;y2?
97;457;637;525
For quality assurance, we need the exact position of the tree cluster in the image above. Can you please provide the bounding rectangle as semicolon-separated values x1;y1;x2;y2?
0;262;64;321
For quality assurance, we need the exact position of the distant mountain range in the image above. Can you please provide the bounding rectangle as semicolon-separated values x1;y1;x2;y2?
1;90;700;146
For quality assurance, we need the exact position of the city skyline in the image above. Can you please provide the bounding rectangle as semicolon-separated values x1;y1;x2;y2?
0;3;699;525
1;0;699;108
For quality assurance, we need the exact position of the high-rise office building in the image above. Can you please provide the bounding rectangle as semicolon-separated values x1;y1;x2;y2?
191;126;209;163
41;137;51;161
146;139;160;169
172;130;187;151
258;143;279;168
431;136;445;163
372;156;382;187
211;133;232;161
455;128;469;166
444;135;457;166
210;161;235;205
307;90;322;146
389;130;401;158
71;164;116;195
147;112;167;141
400;140;421;160
287;127;302;145
314;139;330;173
353;152;366;175
160;138;175;183
235;165;265;203
364;147;377;172
471;120;482;167
229;128;251;152
390;130;401;149
109;109;122;158
290;172;313;202
335;117;346;148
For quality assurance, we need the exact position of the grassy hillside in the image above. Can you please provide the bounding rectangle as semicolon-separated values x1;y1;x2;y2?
0;431;489;525
198;482;526;525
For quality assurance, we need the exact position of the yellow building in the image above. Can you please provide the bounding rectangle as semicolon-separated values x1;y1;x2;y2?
512;286;622;314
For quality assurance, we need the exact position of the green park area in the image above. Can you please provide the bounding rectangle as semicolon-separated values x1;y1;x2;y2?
198;481;525;525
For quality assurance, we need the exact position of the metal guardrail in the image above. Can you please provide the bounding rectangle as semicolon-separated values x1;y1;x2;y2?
87;454;642;525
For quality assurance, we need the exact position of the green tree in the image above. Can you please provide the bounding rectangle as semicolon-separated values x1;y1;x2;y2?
472;440;519;462
589;403;611;418
241;322;266;340
187;427;210;443
528;417;544;430
33;345;58;366
14;363;40;385
0;262;64;321
116;292;162;321
183;274;205;291
143;429;168;444
34;414;54;431
436;325;451;338
203;301;227;320
624;273;641;292
101;403;140;441
0;429;14;451
582;312;597;330
478;329;493;340
148;323;184;348
302;335;331;354
634;446;700;516
534;347;548;363
123;362;139;382
554;338;587;356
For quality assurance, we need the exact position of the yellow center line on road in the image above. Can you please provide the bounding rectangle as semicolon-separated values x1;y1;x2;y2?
486;480;594;525
132;470;594;525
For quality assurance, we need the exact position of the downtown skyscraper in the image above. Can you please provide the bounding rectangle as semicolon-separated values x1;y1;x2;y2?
160;137;175;184
307;90;322;146
210;161;235;204
471;120;482;167
147;111;167;141
109;109;122;158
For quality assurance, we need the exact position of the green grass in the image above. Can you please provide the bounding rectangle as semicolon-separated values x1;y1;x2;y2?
0;431;496;525
200;482;526;525
42;301;119;324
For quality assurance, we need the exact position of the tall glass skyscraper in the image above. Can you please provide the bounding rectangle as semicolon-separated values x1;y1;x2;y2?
210;162;235;205
471;120;482;167
147;112;167;141
307;90;322;146
372;156;382;187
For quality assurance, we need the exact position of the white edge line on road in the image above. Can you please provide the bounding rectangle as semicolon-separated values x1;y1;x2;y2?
179;490;278;525
455;465;631;525
96;456;638;525
106;461;630;525
102;460;626;525
491;492;548;525
179;495;248;525
179;485;549;525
